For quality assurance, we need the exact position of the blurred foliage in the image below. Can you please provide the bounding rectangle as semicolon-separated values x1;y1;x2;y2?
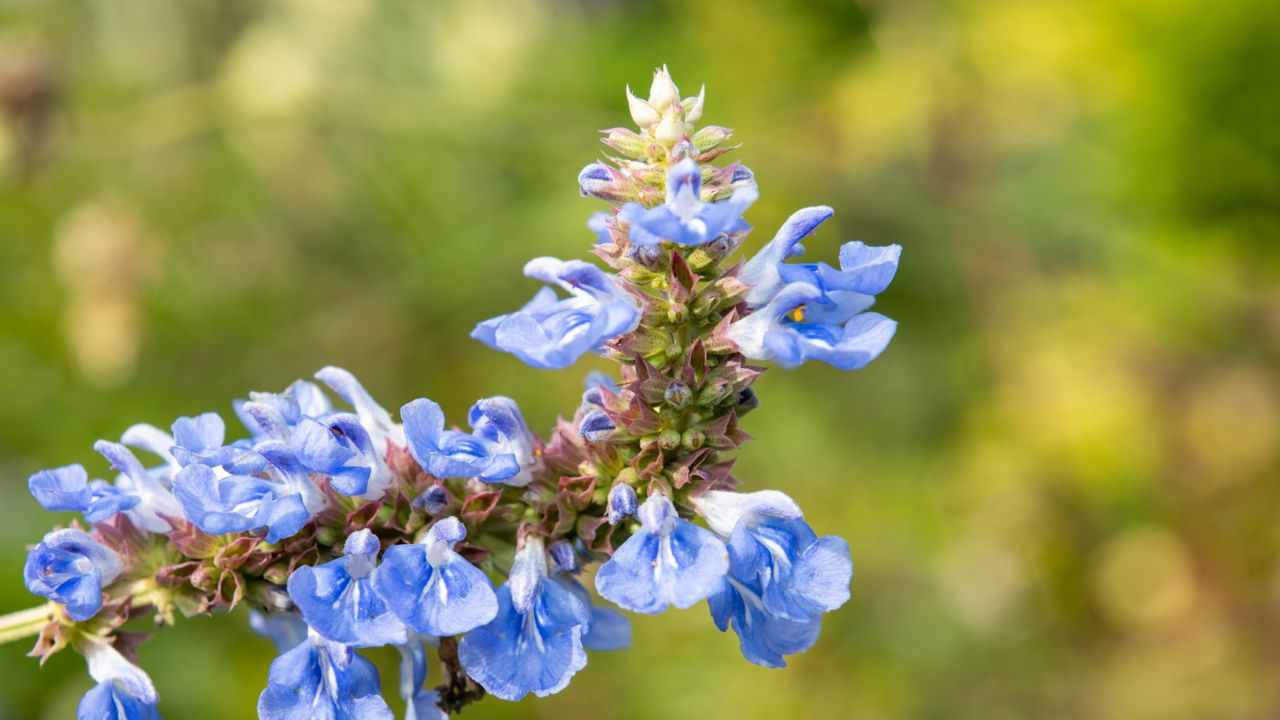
1;0;1278;718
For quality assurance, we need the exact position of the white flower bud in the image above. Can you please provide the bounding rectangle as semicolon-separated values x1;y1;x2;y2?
655;108;687;145
626;86;660;128
682;85;706;124
647;65;680;111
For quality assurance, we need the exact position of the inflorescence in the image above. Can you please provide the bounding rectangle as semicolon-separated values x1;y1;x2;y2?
8;66;902;719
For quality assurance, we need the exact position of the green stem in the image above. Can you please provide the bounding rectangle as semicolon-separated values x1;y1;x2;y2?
0;603;54;645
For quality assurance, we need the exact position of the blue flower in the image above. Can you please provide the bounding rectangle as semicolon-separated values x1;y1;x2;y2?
288;414;376;496
168;412;241;468
397;638;447;720
616;158;757;247
373;517;498;636
696;490;852;621
80;640;160;720
235;382;330;442
28;464;140;524
171;464;309;544
577;162;616;198
457;538;590;701
707;574;823;669
739;206;901;308
729;206;900;370
412;484;450;515
401;397;539;486
606;483;637;525
257;630;393;720
577;409;615;442
288;529;408;648
93;441;183;533
23;529;122;621
471;257;639;369
726;282;897;370
594;494;728;613
695;490;852;667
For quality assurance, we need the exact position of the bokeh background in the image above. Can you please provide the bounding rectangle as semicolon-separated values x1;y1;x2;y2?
1;0;1278;718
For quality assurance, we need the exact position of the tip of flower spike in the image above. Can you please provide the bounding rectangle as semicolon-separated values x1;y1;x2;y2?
648;65;680;111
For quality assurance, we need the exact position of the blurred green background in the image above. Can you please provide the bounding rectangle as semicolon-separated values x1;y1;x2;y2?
2;0;1278;718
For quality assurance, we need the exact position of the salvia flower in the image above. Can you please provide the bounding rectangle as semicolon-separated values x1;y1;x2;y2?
697;490;852;621
577;409;615;442
594;494;728;613
697;490;852;667
739;206;901;308
727;282;898;369
730;205;901;369
28;464;140;524
288;414;377;496
288;529;408;648
471;257;639;369
172;464;309;544
606;483;637;525
169;412;239;468
257;629;392;720
458;537;590;701
80;640;160;720
401;397;539;485
618;159;757;247
707;572;824;669
23;529;121;621
373;517;499;636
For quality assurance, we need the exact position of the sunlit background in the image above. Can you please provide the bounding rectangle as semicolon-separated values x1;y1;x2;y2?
1;0;1278;718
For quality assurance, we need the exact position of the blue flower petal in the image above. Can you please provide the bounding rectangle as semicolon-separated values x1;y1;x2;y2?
594;495;728;613
288;530;407;648
257;632;393;720
457;542;589;701
372;518;498;636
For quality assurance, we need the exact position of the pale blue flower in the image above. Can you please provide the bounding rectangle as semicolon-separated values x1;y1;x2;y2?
606;484;637;525
739;206;900;308
727;282;897;370
28;464;139;524
617;158;757;247
93;441;183;533
401;397;538;486
471;258;639;369
257;630;392;720
171;464;309;544
697;490;852;667
288;529;408;648
594;494;728;613
23;529;122;621
372;517;498;637
457;538;590;700
249;610;309;653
